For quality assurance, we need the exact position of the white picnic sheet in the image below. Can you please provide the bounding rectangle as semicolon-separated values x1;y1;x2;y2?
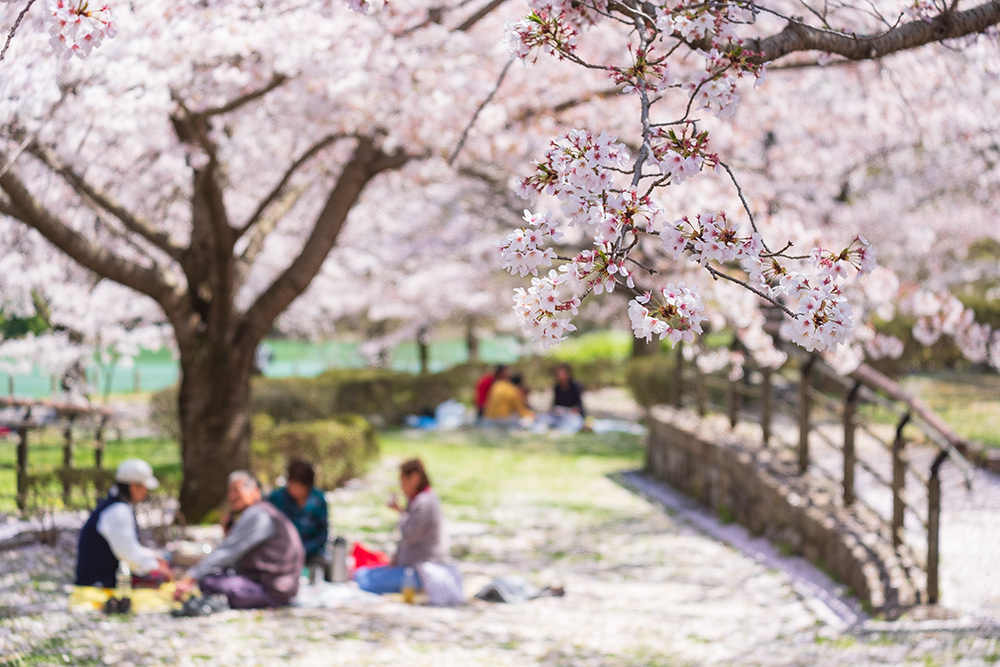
290;582;383;608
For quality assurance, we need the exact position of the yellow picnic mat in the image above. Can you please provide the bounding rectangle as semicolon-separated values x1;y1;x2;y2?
69;583;198;614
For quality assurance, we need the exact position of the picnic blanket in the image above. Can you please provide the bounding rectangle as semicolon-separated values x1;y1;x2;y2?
69;583;191;614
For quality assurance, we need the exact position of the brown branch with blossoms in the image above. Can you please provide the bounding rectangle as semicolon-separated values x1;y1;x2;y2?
1;0;36;63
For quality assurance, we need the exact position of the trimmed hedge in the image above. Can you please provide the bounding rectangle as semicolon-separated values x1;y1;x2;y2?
251;414;379;489
148;357;632;435
250;360;628;426
625;355;678;409
250;366;480;425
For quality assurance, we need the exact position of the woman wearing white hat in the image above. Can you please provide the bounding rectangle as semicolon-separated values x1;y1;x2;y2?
75;459;173;588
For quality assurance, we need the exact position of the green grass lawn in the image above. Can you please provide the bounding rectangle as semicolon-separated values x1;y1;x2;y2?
380;429;644;512
0;427;643;516
0;431;180;513
899;372;1000;449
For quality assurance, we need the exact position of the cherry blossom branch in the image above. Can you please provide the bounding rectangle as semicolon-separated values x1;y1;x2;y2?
0;130;33;179
455;0;509;32
718;160;772;254
239;136;412;346
748;0;1000;62
0;151;186;310
0;0;36;63
24;139;185;260
449;57;514;167
704;264;796;317
507;87;623;127
170;93;231;242
198;74;289;118
236;183;309;286
237;133;351;238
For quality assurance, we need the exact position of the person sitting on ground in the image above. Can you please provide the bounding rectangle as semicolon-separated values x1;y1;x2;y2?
76;459;173;588
482;371;534;423
174;471;305;609
549;363;587;432
355;459;448;594
474;365;507;420
268;460;330;579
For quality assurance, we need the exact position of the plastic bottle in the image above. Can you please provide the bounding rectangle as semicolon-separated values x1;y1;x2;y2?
332;536;347;583
115;560;132;602
401;567;417;604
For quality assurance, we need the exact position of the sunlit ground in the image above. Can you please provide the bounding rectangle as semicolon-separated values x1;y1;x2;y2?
3;430;999;666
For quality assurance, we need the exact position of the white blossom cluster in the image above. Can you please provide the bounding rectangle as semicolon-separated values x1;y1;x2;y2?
498;210;561;277
512;269;580;345
907;290;997;366
47;0;116;58
627;283;706;344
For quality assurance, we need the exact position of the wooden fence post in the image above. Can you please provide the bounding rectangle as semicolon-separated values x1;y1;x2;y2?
63;415;76;506
843;381;862;506
696;364;707;417
133;366;141;393
16;425;28;513
727;374;739;428
761;368;772;447
798;356;815;474
94;414;108;470
891;412;911;548
927;450;947;604
671;344;683;408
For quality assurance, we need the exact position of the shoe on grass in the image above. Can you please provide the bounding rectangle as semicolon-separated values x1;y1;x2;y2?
171;594;230;618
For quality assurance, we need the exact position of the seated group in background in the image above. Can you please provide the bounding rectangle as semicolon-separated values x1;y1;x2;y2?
474;364;505;419
482;371;534;424
354;458;448;594
173;471;305;609
547;363;587;433
268;460;330;579
76;459;174;588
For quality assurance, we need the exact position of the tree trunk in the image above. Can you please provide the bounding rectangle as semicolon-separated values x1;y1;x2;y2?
417;326;430;375
466;318;479;362
176;336;256;523
632;335;658;358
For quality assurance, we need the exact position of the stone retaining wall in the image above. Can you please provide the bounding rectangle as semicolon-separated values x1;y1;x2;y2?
646;405;922;618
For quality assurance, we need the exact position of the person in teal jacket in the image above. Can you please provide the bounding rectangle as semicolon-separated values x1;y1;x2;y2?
268;460;329;578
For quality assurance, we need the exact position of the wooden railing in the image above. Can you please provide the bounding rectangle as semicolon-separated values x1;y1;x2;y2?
0;396;113;513
671;343;974;604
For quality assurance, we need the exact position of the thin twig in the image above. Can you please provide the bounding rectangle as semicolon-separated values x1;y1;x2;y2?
626;256;659;275
719;160;776;255
1;0;37;63
0;131;33;179
449;57;514;166
705;264;795;317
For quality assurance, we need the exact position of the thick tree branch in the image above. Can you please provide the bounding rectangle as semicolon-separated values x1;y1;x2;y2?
198;74;289;118
507;86;623;127
24;140;184;260
0;154;185;311
748;0;1000;62
236;133;349;238
238;137;411;346
455;0;508;31
236;183;309;286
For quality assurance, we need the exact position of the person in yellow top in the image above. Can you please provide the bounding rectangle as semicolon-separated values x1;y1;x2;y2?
482;373;534;423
